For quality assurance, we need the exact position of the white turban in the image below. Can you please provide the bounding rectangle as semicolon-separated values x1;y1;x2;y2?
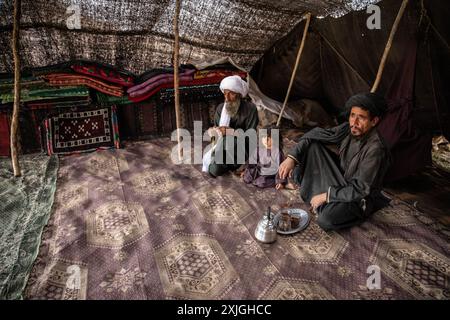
219;75;249;97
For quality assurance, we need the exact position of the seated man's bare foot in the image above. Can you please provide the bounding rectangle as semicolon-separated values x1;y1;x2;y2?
276;183;284;190
234;164;246;177
285;182;299;190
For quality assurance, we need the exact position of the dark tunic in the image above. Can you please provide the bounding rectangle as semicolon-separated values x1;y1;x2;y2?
288;122;391;230
208;100;259;177
213;100;259;131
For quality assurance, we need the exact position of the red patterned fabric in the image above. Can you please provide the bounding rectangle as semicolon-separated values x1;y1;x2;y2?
72;63;135;87
0;113;10;156
43;106;120;155
44;74;123;97
193;70;247;80
127;69;195;94
128;74;194;97
128;76;238;103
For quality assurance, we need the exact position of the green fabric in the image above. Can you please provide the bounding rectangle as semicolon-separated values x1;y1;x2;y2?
0;76;38;85
96;91;132;105
0;80;47;90
0;86;90;103
0;82;48;96
0;154;58;299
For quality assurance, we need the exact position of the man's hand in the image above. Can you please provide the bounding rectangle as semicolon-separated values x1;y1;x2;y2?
207;127;227;137
310;193;327;212
217;126;235;136
278;157;296;180
217;126;226;136
207;127;218;137
224;127;235;136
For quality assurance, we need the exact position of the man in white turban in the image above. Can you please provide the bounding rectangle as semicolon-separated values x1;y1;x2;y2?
202;75;259;177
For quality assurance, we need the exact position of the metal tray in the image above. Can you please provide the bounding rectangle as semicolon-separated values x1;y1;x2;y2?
272;208;310;235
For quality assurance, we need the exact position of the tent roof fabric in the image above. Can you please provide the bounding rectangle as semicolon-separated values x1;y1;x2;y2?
0;0;380;74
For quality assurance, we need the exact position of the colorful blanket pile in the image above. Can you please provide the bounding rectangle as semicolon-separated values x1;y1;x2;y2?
128;76;244;103
0;60;247;155
2;61;246;106
127;69;247;103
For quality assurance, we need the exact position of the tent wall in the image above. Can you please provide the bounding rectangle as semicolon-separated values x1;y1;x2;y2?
250;0;449;140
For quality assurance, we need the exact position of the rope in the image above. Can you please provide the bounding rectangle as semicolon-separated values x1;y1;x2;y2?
276;13;311;127
317;30;370;87
419;0;450;53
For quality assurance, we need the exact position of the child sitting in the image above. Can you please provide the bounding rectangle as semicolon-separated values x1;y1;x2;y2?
241;126;296;190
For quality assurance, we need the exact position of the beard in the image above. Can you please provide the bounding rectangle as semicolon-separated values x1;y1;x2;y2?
224;98;241;117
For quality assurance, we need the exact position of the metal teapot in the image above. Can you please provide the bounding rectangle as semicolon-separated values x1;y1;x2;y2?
254;206;277;243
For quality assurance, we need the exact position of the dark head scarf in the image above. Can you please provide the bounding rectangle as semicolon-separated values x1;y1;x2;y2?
344;93;387;118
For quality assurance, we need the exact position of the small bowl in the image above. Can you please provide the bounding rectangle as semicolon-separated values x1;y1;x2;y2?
273;208;310;235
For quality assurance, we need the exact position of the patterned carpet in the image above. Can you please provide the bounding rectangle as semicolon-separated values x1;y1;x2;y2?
24;138;449;300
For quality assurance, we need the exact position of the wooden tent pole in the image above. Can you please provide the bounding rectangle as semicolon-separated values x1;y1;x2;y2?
10;0;21;177
371;0;409;92
173;0;182;161
276;13;311;127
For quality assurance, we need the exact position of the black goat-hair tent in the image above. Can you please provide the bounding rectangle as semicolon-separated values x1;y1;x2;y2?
0;0;449;179
1;0;450;302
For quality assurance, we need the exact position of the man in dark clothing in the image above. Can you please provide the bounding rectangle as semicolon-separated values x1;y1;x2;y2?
202;75;259;177
278;93;391;231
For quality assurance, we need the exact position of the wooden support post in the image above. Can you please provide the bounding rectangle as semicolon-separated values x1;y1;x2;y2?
276;13;311;127
371;0;409;93
173;0;183;161
10;0;21;177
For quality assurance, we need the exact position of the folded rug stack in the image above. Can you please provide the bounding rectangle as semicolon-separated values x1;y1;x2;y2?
0;60;248;156
127;68;196;102
43;74;124;97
